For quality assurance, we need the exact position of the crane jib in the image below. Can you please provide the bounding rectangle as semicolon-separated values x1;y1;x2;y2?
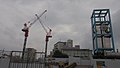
35;14;48;33
29;10;47;27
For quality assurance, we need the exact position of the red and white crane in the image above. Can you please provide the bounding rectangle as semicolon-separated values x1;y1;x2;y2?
35;14;52;58
21;10;52;60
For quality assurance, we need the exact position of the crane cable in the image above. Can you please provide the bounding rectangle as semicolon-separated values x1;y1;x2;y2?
44;15;51;30
35;13;51;34
35;14;48;33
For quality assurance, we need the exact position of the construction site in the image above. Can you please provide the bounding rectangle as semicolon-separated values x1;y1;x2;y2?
0;8;120;68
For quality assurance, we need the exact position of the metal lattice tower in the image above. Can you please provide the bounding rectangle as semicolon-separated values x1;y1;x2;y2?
91;9;115;55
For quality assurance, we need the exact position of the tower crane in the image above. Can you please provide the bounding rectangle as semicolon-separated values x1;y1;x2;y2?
35;14;52;59
21;10;47;60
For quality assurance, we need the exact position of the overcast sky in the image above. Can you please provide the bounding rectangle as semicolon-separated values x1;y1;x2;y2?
0;0;120;54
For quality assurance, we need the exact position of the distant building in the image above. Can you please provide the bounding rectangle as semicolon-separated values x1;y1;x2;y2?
52;39;92;59
53;39;73;51
61;48;92;59
53;41;66;51
24;48;36;62
66;39;73;47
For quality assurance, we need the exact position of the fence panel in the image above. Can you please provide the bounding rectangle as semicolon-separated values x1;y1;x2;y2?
8;51;45;68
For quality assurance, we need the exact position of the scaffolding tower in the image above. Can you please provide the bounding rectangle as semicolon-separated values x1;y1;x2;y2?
91;9;115;55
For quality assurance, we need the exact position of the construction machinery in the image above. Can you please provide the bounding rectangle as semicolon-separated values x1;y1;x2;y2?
21;10;52;61
35;14;52;58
